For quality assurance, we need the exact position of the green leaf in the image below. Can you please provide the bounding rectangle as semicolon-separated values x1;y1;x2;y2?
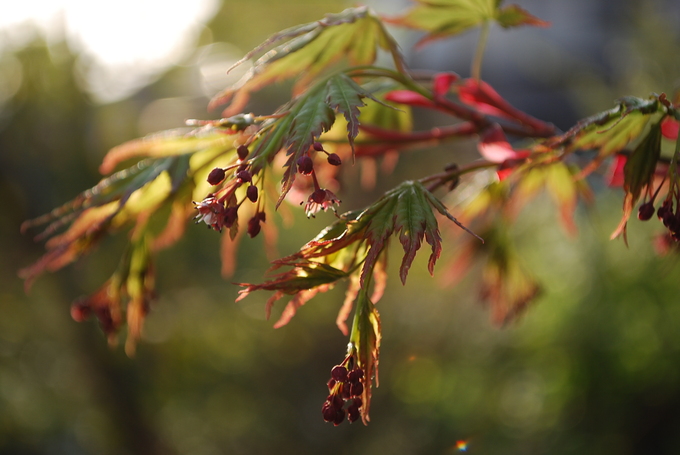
385;0;547;46
564;96;661;156
325;74;388;157
20;155;196;288
495;5;550;28
236;181;478;327
278;87;336;207
248;75;392;206
209;6;405;115
611;121;663;241
361;180;479;285
100;128;234;174
348;286;381;425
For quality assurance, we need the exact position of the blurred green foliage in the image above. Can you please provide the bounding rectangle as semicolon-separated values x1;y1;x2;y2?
2;1;680;454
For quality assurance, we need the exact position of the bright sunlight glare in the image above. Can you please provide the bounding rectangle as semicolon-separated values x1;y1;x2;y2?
0;0;220;102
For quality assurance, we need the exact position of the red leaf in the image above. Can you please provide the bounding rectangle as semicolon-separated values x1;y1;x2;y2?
459;79;555;135
433;72;459;97
607;154;627;187
384;90;435;108
478;124;519;162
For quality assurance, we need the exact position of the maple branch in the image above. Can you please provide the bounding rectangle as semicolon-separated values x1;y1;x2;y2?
421;160;499;192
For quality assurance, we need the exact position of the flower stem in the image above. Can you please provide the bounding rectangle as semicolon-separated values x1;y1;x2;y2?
471;20;490;81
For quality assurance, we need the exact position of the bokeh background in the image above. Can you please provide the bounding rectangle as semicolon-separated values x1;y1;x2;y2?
2;0;680;454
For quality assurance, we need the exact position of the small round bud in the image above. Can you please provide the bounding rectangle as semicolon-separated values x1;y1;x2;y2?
333;408;345;426
327;153;342;166
348;368;364;384
222;207;238;228
237;144;249;160
247;215;262;238
341;384;351;400
658;201;672;219
350;382;363;397
328;394;343;409
70;304;90;322
236;170;252;183
313;141;325;152
347;402;360;423
246;185;258;203
638;202;655;221
352;397;362;408
331;365;348;382
207;168;226;185
663;211;675;228
297;155;314;175
322;402;336;422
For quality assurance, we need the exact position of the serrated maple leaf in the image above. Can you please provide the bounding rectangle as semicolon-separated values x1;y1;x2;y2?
385;0;548;47
100;127;234;174
209;6;405;116
361;180;481;285
611;121;663;243
325;74;393;158
236;260;349;328
236;182;480;328
348;287;381;425
20;156;195;289
561;96;661;154
247;75;393;207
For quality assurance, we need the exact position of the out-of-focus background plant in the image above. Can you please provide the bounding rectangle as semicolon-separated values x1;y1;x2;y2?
2;0;680;454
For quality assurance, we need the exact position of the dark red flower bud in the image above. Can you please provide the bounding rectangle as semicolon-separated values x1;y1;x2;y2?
247;215;262;238
327;378;336;391
311;188;326;204
236;170;252;183
350;381;363;397
327;153;342;166
331;365;348;382
347;402;360;423
662;211;675;228
342;384;351;400
313;141;325;152
207;168;226;185
223;207;238;228
348;368;364;384
352;397;362;408
237;144;249;160
658;200;672;219
328;394;343;409
297;155;314;175
246;185;258;203
70;303;90;322
322;402;336;422
638;202;655;221
333;408;345;426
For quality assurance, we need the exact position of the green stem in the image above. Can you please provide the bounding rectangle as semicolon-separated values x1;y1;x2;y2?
471;20;490;81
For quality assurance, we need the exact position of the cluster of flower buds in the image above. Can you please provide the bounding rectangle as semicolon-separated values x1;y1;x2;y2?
654;198;680;241
637;178;680;241
322;364;365;425
313;141;342;166
194;144;267;235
